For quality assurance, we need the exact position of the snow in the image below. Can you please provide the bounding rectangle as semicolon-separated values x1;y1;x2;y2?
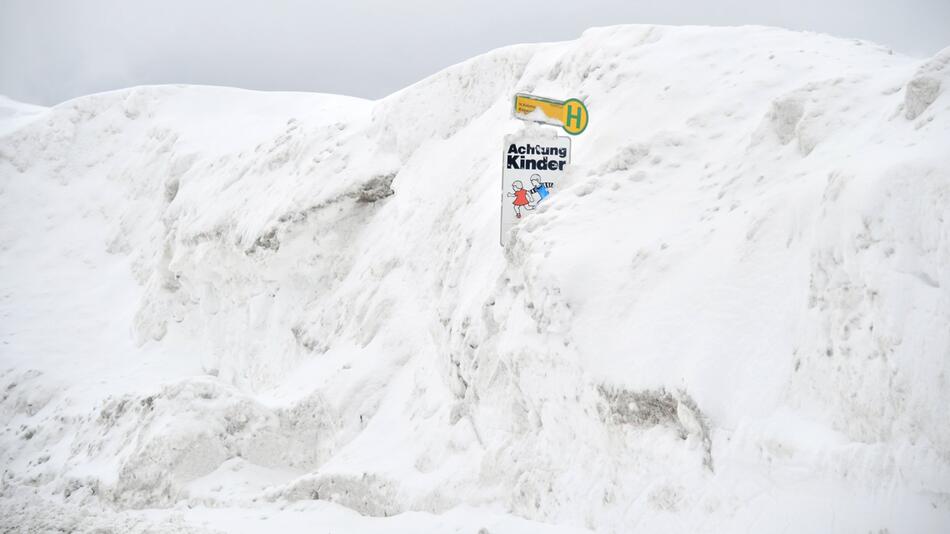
1;24;949;533
0;95;47;137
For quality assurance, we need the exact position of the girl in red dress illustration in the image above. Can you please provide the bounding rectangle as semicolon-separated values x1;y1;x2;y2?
507;180;534;218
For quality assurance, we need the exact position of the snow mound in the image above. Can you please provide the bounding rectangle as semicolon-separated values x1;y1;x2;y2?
1;25;949;533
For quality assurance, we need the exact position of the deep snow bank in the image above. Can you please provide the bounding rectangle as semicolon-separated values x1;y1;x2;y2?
1;25;949;533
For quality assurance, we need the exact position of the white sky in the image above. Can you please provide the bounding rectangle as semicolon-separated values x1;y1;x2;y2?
2;0;949;106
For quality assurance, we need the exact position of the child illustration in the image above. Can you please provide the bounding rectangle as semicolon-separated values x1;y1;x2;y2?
529;174;555;203
507;180;534;218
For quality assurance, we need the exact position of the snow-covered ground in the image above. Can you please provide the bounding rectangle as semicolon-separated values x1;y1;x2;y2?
1;24;949;533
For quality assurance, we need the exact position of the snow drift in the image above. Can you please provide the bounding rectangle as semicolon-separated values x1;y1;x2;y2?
1;25;949;533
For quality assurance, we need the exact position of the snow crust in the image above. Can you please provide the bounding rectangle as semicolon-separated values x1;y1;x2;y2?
1;25;949;533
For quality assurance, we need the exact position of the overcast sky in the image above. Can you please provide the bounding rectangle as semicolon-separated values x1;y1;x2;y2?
2;0;949;106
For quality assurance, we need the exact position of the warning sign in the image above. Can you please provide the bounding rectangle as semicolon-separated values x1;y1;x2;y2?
500;134;571;246
513;93;589;135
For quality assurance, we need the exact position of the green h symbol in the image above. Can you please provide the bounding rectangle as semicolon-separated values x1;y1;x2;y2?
566;103;582;129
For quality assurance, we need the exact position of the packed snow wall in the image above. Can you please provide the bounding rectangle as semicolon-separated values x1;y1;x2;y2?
1;25;949;533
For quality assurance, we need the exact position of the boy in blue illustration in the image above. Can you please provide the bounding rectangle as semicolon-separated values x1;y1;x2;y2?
529;174;555;204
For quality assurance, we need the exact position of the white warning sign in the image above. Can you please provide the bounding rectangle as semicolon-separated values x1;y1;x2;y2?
500;134;571;246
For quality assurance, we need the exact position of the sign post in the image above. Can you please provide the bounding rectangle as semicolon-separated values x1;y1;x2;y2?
501;93;587;246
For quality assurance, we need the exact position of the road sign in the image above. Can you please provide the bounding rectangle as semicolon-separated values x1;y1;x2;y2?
500;134;571;246
512;93;589;135
561;98;589;135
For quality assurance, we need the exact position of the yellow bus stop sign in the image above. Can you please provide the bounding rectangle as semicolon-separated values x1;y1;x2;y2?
513;93;589;135
561;98;588;135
